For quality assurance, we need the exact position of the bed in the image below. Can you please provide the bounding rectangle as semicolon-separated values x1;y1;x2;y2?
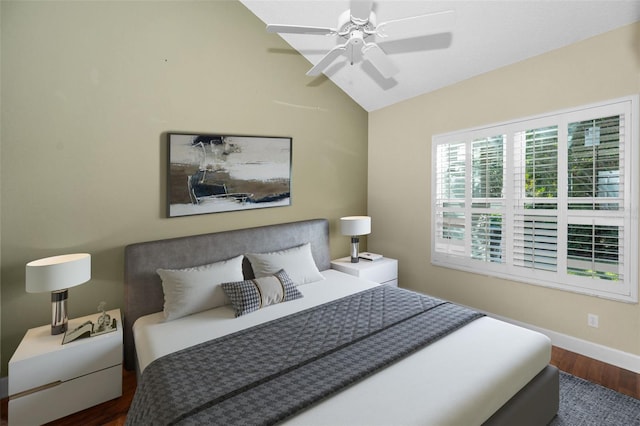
123;218;559;425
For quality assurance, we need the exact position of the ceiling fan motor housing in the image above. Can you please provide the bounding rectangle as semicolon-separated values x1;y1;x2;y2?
349;30;364;45
337;9;377;40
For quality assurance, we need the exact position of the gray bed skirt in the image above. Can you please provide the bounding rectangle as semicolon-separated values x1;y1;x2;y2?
484;364;559;426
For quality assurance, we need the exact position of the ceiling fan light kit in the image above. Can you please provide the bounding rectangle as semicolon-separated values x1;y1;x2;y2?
266;0;454;79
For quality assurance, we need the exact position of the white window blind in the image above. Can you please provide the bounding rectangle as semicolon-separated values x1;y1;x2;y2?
470;135;505;263
431;96;638;302
435;142;466;257
513;126;559;273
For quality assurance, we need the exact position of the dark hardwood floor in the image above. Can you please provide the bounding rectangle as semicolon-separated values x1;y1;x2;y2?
550;346;640;400
1;346;638;425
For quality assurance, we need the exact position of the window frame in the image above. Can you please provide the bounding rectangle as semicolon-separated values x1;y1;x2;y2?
431;95;638;303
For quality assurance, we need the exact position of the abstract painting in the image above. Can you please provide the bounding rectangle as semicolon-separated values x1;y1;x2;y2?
167;133;292;217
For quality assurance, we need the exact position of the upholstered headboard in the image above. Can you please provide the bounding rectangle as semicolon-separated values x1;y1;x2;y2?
122;218;330;370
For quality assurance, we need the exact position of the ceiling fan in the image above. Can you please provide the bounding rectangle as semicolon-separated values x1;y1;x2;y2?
266;0;455;79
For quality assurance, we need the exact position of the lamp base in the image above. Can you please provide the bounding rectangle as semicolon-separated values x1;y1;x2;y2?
51;289;69;335
350;237;360;263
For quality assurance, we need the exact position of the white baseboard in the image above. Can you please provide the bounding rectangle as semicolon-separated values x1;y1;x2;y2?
489;313;640;374
0;375;7;400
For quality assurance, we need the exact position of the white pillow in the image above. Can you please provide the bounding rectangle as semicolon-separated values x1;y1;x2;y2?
245;243;325;286
157;255;244;321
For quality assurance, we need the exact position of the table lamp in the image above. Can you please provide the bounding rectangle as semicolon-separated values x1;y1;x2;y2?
340;216;371;263
26;253;91;335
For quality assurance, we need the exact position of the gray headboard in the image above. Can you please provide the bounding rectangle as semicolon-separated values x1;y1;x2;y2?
123;218;330;370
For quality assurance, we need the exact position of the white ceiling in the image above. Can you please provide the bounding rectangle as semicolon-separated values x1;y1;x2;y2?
241;0;640;111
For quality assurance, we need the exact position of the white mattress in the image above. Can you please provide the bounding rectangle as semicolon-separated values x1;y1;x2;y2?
133;269;551;425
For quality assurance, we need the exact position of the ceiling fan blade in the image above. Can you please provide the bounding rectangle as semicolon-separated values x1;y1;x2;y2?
377;10;455;40
267;24;336;35
350;0;373;25
363;43;398;79
306;44;347;76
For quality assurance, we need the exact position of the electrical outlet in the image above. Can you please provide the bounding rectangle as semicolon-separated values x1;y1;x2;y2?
588;313;599;328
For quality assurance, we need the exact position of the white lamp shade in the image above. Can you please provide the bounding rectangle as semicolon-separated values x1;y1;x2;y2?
340;216;371;236
26;253;91;293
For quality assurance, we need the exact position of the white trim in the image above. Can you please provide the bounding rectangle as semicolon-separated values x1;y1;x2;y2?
488;312;640;374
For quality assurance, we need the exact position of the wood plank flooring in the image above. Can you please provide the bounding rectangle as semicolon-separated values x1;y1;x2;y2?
1;346;638;425
551;346;640;400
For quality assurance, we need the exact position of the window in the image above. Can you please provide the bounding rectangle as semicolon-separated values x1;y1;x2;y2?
432;96;638;302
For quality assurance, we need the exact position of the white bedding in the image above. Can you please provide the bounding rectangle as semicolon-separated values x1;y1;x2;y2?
133;269;551;425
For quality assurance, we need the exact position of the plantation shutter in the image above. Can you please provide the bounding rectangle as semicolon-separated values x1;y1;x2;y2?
470;136;505;263
431;96;637;302
513;126;559;272
434;142;466;256
566;114;625;284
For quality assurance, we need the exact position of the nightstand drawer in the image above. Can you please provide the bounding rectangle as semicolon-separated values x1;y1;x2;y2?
357;261;397;283
9;310;122;395
9;364;122;426
9;309;123;424
331;257;398;286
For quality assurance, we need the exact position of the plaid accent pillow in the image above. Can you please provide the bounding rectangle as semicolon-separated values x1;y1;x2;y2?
221;269;303;317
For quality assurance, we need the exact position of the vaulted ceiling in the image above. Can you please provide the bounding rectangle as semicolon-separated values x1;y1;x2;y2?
241;0;640;111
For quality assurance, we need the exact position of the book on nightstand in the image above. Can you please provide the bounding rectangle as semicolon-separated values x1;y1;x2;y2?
359;252;383;261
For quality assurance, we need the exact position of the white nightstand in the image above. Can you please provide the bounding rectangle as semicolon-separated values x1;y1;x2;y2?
331;256;398;287
9;309;123;425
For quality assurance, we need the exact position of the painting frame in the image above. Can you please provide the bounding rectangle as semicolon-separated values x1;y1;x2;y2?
166;133;292;217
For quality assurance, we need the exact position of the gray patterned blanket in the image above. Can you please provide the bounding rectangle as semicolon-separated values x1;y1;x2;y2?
126;285;483;426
